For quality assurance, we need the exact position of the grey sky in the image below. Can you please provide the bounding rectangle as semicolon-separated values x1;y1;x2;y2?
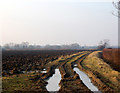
0;0;118;46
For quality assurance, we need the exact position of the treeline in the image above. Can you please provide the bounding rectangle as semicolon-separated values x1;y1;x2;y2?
1;42;98;50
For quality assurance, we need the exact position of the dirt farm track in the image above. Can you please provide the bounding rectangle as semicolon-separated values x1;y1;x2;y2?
2;50;120;93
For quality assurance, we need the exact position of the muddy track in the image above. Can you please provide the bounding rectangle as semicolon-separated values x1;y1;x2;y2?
61;52;86;78
41;52;84;80
62;51;90;78
41;51;94;92
59;51;90;78
58;51;92;92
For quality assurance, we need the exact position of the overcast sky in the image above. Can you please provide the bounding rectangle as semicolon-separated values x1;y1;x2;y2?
0;0;118;46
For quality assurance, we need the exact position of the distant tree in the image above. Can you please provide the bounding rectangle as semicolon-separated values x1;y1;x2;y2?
98;39;110;50
112;0;120;18
70;43;80;49
4;44;10;49
14;44;20;49
44;44;51;49
28;45;34;49
7;43;15;48
35;45;41;48
21;42;29;48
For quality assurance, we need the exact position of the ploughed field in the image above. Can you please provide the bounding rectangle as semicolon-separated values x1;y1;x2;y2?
2;50;120;92
2;50;82;76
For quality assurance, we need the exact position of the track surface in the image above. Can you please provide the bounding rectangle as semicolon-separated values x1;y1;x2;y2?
42;51;93;92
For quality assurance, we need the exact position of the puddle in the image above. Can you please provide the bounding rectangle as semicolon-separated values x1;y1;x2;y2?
74;64;77;67
73;67;101;93
43;68;46;71
41;68;47;73
22;70;47;74
22;70;39;74
46;69;62;92
42;68;46;71
22;71;26;73
41;71;47;73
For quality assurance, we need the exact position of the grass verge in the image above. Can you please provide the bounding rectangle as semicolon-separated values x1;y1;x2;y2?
2;73;48;92
82;51;120;92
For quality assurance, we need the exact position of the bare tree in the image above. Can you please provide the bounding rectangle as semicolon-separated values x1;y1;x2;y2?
98;39;110;50
21;42;29;48
112;0;120;18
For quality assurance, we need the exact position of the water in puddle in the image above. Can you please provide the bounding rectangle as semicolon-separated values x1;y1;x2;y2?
22;71;35;74
43;68;46;71
22;70;39;74
74;64;77;67
41;68;47;73
73;67;102;93
41;71;47;73
46;69;62;92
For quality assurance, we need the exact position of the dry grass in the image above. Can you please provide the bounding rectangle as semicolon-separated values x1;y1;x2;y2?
2;73;48;92
82;51;120;91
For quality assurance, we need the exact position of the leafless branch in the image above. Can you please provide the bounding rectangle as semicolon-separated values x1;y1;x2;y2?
112;0;120;18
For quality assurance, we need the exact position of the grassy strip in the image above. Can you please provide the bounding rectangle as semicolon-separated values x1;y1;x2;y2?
2;73;48;92
80;51;120;92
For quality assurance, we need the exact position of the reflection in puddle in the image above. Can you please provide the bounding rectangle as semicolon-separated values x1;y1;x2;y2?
22;70;39;74
22;71;25;74
22;70;47;74
22;71;35;74
74;64;77;67
41;68;47;73
41;71;47;73
42;68;46;71
46;69;62;92
43;68;46;71
73;67;101;93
